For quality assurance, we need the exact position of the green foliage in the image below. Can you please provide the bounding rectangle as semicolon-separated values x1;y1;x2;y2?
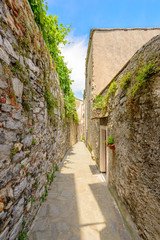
55;165;59;171
28;0;78;122
120;72;132;89
45;185;48;196
44;86;58;120
93;95;104;109
10;146;18;159
128;62;159;97
22;100;32;112
22;220;26;228
107;136;114;145
104;81;117;102
32;138;37;145
41;194;46;201
19;230;29;240
34;182;38;189
94;81;117;110
64;91;79;122
31;197;34;204
21;164;25;169
30;128;33;134
11;60;28;84
41;184;48;201
46;171;55;185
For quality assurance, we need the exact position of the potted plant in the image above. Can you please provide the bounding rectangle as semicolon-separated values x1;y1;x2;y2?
107;136;115;150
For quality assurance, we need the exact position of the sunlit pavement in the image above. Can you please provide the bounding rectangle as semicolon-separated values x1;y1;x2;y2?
29;142;132;240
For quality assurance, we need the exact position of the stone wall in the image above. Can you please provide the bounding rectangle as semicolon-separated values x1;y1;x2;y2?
96;35;160;240
0;0;77;239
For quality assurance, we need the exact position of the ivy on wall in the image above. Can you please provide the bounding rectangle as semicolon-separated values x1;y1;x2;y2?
93;59;160;113
28;0;78;122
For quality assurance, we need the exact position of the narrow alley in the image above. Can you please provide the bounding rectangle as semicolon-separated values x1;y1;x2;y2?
29;142;132;240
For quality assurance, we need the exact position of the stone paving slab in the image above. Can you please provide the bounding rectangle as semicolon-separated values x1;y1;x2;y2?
29;142;132;240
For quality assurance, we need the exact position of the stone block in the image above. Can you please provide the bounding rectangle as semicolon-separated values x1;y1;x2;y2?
4;39;19;60
13;151;25;163
11;78;23;98
0;132;5;144
24;57;39;74
37;114;44;122
0;35;2;45
12;110;21;120
12;164;21;177
26;201;31;212
40;101;44;108
0;227;9;240
0;202;4;212
0;144;11;164
22;135;33;149
14;143;23;152
4;201;12;211
0;112;10;121
9;215;23;240
4;131;17;142
1;104;12;113
19;56;24;66
14;178;27;200
0;79;8;90
7;187;13;199
5;120;23;130
120;96;127;105
0;167;12;188
0;188;6;200
0;48;10;65
33;107;41;114
12;198;24;223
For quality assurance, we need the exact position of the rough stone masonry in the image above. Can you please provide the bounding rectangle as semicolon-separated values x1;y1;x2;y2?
0;0;77;239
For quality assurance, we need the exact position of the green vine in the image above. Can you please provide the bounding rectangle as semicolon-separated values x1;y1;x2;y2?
128;61;159;97
94;59;159;115
120;72;132;89
94;81;117;110
28;0;78;122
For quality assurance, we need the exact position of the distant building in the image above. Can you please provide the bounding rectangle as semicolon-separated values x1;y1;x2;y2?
76;98;84;141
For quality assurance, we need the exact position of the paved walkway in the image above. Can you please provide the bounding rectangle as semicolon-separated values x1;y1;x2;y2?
29;142;132;240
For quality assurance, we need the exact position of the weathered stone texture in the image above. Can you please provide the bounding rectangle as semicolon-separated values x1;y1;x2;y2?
97;36;160;240
0;0;77;239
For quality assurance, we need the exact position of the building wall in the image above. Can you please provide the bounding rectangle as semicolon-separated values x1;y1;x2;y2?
76;99;84;141
85;41;100;163
0;0;77;239
92;28;160;95
85;28;160;168
98;35;160;240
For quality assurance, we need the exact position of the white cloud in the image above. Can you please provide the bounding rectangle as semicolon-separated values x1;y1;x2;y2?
60;32;88;95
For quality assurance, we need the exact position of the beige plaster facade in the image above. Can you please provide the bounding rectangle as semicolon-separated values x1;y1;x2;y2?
87;28;160;95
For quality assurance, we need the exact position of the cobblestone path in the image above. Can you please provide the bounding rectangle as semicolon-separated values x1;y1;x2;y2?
29;142;132;240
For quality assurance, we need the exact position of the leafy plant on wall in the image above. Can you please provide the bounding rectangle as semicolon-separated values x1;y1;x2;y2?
28;0;78;122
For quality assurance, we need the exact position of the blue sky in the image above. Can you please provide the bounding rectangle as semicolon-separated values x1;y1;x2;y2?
47;0;160;99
